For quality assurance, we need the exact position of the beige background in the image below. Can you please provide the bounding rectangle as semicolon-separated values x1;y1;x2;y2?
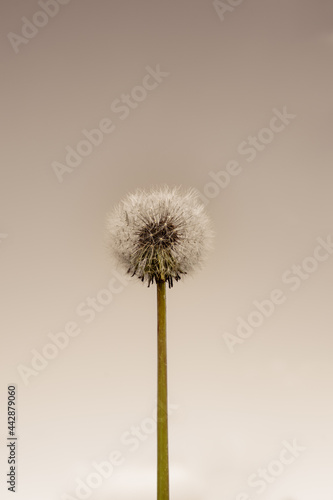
1;1;333;499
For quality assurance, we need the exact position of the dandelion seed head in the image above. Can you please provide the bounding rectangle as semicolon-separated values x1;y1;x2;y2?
105;186;213;287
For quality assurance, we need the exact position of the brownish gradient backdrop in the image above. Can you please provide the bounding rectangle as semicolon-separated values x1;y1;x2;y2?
1;1;333;499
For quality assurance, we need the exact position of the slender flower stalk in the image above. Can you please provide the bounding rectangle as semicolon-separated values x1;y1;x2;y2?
106;186;213;499
157;279;169;499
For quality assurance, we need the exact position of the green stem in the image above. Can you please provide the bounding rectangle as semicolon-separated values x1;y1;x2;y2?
157;280;169;500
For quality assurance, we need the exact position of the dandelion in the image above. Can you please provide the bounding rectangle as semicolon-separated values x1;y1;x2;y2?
105;186;213;499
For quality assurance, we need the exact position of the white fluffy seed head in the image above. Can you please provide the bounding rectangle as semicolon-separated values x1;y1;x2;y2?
105;186;214;287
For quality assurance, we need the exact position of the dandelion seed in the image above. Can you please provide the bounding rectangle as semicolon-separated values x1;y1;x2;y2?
106;185;213;288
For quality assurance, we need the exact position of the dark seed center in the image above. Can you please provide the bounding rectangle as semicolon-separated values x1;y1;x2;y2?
138;218;178;249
